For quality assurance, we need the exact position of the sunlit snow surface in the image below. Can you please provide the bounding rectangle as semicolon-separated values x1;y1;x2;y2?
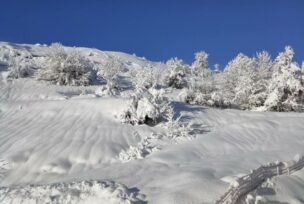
0;42;304;204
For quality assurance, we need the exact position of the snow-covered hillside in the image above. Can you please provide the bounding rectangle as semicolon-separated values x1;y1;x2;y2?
0;42;304;204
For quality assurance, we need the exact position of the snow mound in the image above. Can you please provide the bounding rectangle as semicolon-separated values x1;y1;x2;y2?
0;180;146;204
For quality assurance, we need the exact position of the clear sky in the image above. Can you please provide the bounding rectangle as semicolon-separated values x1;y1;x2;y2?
0;0;303;67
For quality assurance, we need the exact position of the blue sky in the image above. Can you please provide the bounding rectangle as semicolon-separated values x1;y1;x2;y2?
0;0;303;67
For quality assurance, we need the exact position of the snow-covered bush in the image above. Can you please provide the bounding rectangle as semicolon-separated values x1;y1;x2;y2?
0;45;36;79
129;64;164;90
164;58;189;89
264;46;304;111
178;51;227;107
96;59;124;95
178;74;222;107
7;57;35;79
38;43;95;86
0;45;20;65
120;88;169;125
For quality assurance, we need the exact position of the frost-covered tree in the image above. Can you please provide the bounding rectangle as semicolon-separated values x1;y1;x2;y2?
256;51;273;80
221;53;256;107
96;59;124;96
129;64;164;91
247;51;273;108
178;77;220;108
191;51;212;77
38;43;95;86
164;58;189;89
264;46;304;111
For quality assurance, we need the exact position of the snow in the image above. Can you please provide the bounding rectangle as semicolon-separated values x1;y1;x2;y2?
0;42;304;204
0;180;146;204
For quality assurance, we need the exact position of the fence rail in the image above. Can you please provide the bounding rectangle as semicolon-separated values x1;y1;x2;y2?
215;155;304;204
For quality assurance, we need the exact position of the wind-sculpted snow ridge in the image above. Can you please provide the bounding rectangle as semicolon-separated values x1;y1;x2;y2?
0;180;146;204
216;155;304;204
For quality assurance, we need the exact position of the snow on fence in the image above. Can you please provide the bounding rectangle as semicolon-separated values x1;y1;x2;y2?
215;155;304;204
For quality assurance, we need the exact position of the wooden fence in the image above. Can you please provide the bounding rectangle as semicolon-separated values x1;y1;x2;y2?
215;155;304;204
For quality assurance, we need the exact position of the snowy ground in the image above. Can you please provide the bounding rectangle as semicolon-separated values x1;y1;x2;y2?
0;42;304;204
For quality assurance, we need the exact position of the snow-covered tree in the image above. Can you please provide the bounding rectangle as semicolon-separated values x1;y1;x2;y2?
96;59;124;96
264;46;304;111
247;51;273;108
191;51;212;77
129;64;164;91
164;58;188;89
221;53;256;107
38;43;95;86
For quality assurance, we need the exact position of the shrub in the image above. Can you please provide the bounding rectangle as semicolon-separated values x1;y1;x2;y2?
164;106;190;140
7;58;35;79
121;88;169;125
97;58;124;95
37;43;95;86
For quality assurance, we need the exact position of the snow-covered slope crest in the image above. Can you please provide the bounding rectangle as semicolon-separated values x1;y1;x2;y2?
0;180;146;204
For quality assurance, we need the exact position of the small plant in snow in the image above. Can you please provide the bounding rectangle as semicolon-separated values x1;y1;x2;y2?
37;43;95;86
164;106;191;141
119;131;161;162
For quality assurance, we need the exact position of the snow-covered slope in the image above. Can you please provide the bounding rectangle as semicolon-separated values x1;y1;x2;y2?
0;42;304;204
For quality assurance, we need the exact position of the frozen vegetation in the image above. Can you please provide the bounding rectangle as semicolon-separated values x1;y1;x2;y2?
0;42;304;204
